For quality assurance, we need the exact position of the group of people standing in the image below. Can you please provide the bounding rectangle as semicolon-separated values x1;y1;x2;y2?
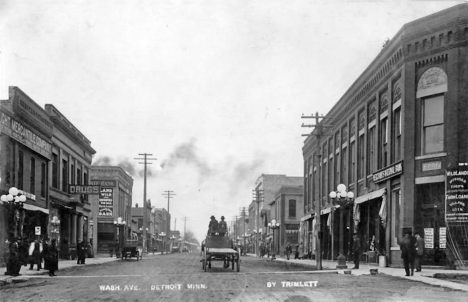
4;237;59;277
400;231;425;276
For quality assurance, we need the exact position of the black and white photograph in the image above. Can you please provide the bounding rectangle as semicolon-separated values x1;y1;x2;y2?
1;0;468;301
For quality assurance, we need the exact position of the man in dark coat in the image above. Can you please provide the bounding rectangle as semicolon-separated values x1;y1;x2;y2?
352;234;361;269
218;216;227;236
77;240;86;264
285;242;292;260
414;233;424;272
400;231;416;276
47;239;59;276
208;216;218;236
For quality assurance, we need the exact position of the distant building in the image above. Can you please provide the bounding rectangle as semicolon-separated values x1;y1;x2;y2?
90;166;133;255
131;201;153;252
270;185;304;257
250;174;303;255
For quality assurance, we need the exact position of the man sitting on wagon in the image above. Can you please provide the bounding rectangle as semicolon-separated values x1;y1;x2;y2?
218;216;227;236
208;215;219;236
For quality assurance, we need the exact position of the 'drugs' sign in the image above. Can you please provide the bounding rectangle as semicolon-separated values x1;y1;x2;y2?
446;169;468;222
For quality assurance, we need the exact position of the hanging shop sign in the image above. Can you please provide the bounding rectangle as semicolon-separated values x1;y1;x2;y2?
445;169;468;222
98;188;113;217
373;161;403;183
439;227;446;249
424;228;434;249
0;111;52;159
69;185;100;195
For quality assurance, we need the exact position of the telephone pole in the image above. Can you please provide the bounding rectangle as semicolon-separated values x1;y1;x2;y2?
134;153;157;254
302;112;332;270
239;207;248;253
162;190;176;236
253;189;264;256
183;217;187;242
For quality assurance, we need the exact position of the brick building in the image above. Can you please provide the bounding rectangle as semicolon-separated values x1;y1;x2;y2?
302;4;468;268
251;174;303;255
90;166;133;255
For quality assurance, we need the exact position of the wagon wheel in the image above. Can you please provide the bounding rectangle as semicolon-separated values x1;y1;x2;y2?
236;250;240;272
203;250;208;272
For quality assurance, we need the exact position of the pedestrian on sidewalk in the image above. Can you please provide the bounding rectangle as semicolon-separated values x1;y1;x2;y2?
351;234;361;269
9;238;22;277
29;238;43;271
77;240;86;264
42;237;50;273
285;242;292;260
47;239;59;277
3;239;11;275
109;241;115;258
414;233;424;272
400;231;416;276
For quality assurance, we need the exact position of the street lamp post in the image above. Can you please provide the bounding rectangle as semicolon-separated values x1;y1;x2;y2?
160;232;166;255
329;184;354;269
268;219;280;260
1;187;27;240
114;217;126;258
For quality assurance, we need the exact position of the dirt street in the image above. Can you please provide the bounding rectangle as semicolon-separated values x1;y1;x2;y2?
1;253;466;302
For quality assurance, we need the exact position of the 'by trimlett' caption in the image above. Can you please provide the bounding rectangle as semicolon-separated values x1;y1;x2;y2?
267;281;318;288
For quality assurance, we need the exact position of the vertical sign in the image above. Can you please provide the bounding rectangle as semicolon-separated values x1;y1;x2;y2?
446;169;468;222
424;228;434;249
439;227;446;249
98;188;113;216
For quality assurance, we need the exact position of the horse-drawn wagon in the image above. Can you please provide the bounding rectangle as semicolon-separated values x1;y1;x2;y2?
201;233;240;272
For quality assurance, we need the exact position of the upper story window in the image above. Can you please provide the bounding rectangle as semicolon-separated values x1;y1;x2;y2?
41;162;46;198
423;95;444;154
18;151;24;190
52;153;58;189
380;118;388;168
416;67;447;155
62;159;68;192
289;199;296;218
30;157;35;194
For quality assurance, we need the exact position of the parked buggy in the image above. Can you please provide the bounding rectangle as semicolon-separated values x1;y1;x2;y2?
121;239;142;261
201;231;240;272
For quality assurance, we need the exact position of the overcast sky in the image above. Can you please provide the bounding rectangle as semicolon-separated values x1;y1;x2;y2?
0;0;463;242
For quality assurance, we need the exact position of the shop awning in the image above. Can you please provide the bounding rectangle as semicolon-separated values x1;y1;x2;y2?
300;213;314;222
23;203;49;214
354;188;386;205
